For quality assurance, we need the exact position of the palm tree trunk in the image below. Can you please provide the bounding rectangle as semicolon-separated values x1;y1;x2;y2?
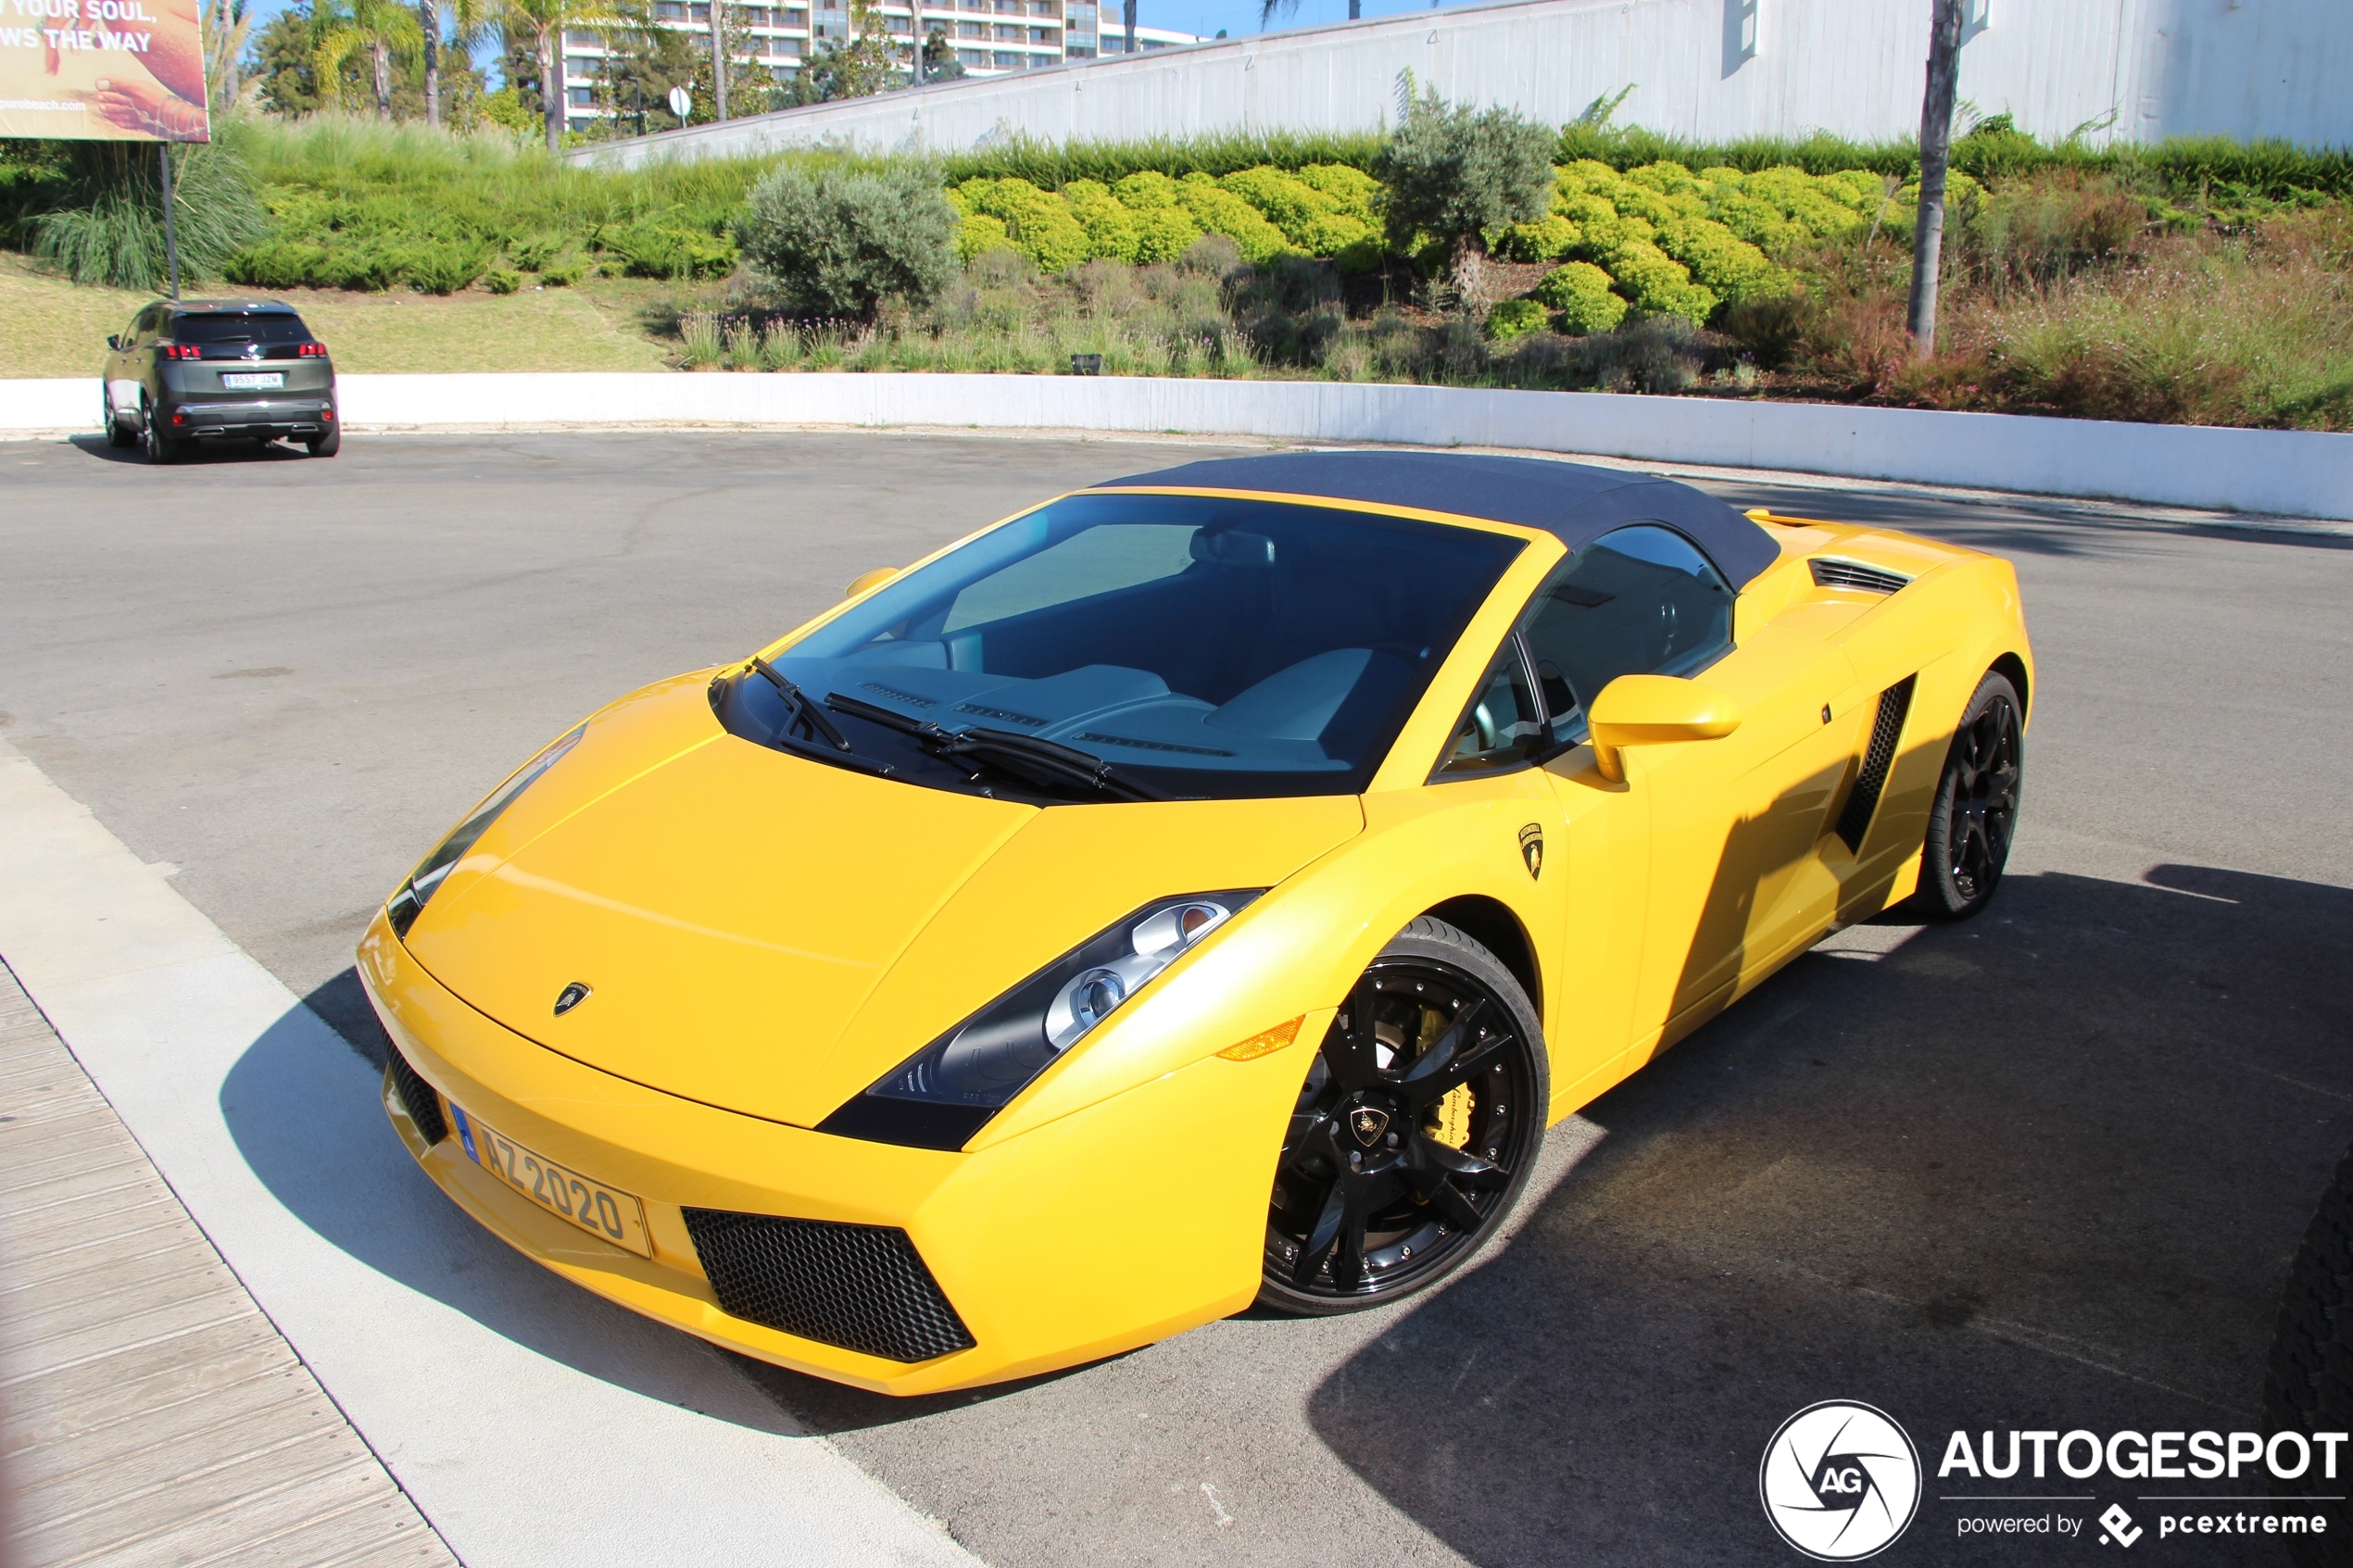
1907;0;1963;354
542;32;565;153
372;38;391;117
422;0;440;125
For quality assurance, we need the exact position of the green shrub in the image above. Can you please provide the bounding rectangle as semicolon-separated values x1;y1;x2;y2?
405;237;496;294
1061;179;1142;263
507;232;563;270
741;160;959;314
538;258;585;286
605;220;738;280
1491;213;1582;261
956;176;1091;273
1484;297;1550;344
953;210;1017;263
1129;204;1205;263
224;237;331;289
484;267;522;294
1174;173;1295;265
1376;91;1554;264
1532;260;1629;335
25;141;266;290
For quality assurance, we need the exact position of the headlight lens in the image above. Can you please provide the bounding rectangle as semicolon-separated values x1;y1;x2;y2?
818;890;1262;1151
386;725;585;939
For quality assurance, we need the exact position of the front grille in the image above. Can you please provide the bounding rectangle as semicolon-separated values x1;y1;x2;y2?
1811;558;1912;595
1834;675;1917;851
387;1047;448;1145
683;1210;975;1363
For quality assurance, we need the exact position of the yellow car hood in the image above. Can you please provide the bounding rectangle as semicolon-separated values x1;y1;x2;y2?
406;727;1362;1128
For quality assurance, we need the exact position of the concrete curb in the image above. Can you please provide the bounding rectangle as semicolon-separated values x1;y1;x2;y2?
8;370;2349;522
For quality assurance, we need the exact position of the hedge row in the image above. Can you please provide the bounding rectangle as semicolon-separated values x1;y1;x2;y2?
949;164;1386;272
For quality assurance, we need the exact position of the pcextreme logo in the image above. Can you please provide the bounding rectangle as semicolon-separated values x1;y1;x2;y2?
1760;1401;1924;1561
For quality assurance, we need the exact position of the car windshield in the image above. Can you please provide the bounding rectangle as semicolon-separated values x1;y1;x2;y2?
735;493;1526;800
172;312;309;345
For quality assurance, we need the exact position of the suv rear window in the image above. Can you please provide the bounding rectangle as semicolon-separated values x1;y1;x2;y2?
171;312;310;345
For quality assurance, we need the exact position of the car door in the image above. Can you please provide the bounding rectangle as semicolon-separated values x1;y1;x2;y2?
1428;636;1645;1116
1506;524;1860;1066
107;306;155;427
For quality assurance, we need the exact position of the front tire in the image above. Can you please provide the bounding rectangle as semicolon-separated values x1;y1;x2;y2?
1259;917;1549;1316
1920;671;2022;920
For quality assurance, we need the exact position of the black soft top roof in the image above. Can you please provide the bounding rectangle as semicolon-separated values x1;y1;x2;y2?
1094;450;1780;588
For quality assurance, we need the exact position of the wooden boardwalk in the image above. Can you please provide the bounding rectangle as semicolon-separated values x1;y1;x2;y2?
0;959;459;1568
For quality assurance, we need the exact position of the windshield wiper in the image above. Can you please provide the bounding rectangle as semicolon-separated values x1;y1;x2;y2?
824;691;1166;803
749;659;854;751
737;660;894;776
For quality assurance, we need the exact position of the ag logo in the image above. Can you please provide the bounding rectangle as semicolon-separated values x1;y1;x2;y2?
1759;1400;1920;1561
1517;822;1543;880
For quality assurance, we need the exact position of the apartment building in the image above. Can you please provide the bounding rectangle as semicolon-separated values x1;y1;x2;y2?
560;1;1195;132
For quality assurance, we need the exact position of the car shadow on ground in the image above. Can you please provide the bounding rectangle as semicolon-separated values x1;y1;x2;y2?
1302;864;2352;1567
65;433;320;466
220;992;809;1437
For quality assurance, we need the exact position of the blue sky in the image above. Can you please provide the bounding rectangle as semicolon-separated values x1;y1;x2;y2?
243;0;1479;70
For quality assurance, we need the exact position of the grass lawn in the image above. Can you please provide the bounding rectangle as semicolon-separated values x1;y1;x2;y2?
0;256;682;377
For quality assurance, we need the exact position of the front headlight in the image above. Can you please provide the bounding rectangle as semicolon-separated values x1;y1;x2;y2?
819;890;1263;1151
385;725;585;939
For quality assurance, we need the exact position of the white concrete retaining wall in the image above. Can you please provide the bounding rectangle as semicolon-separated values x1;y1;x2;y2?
7;370;2349;521
578;0;2353;169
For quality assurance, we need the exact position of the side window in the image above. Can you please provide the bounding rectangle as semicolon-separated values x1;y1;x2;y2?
1437;641;1544;774
1517;524;1735;745
131;305;161;341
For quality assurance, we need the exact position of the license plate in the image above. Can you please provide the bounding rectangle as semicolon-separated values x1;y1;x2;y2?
220;371;283;390
450;1103;652;1258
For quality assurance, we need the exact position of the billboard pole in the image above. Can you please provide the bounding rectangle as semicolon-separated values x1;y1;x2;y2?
158;143;182;299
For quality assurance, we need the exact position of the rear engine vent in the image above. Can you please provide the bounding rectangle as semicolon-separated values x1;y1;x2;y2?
1811;558;1912;596
387;1047;448;1146
682;1210;975;1364
1834;675;1917;852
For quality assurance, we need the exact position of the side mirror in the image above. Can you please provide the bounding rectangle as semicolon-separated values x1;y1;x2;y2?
1588;674;1741;783
844;566;899;600
107;334;121;350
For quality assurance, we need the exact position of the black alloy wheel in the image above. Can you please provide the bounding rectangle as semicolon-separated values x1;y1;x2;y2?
1922;671;2023;920
141;398;181;465
1261;917;1547;1315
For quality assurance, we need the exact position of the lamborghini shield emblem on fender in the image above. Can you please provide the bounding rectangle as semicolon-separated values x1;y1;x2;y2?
553;982;592;1016
1518;822;1544;881
1350;1107;1390;1147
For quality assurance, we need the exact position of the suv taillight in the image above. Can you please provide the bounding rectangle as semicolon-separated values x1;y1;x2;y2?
298;342;327;358
162;344;203;359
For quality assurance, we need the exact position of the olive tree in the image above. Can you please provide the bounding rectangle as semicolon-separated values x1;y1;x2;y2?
1375;87;1555;316
737;160;958;317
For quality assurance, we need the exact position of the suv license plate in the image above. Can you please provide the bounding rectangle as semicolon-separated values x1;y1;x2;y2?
450;1102;653;1258
220;371;283;390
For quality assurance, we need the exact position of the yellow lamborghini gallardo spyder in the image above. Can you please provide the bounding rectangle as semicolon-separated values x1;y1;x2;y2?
360;452;2032;1393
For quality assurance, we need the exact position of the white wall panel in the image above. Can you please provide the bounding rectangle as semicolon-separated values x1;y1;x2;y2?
576;0;2353;169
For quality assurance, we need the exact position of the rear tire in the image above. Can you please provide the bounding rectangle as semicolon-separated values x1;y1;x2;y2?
103;391;135;447
1258;917;1548;1316
141;400;181;465
305;424;340;458
2264;1144;2353;1567
1920;671;2022;921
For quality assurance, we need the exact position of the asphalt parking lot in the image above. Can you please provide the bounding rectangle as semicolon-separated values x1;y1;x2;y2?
4;429;2348;1566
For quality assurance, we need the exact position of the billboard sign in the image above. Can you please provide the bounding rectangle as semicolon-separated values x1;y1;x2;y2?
1;0;210;142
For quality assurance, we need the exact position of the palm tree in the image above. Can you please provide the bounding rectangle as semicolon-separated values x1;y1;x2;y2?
314;0;424;118
496;0;629;152
422;0;492;125
199;0;255;110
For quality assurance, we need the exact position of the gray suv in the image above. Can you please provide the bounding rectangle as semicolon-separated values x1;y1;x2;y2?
103;299;339;463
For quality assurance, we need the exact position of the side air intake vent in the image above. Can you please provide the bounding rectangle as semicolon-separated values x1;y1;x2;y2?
682;1210;975;1364
1834;675;1917;852
387;1047;448;1146
1811;558;1912;596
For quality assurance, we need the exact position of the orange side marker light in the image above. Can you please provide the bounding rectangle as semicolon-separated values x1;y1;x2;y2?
1216;1015;1304;1062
